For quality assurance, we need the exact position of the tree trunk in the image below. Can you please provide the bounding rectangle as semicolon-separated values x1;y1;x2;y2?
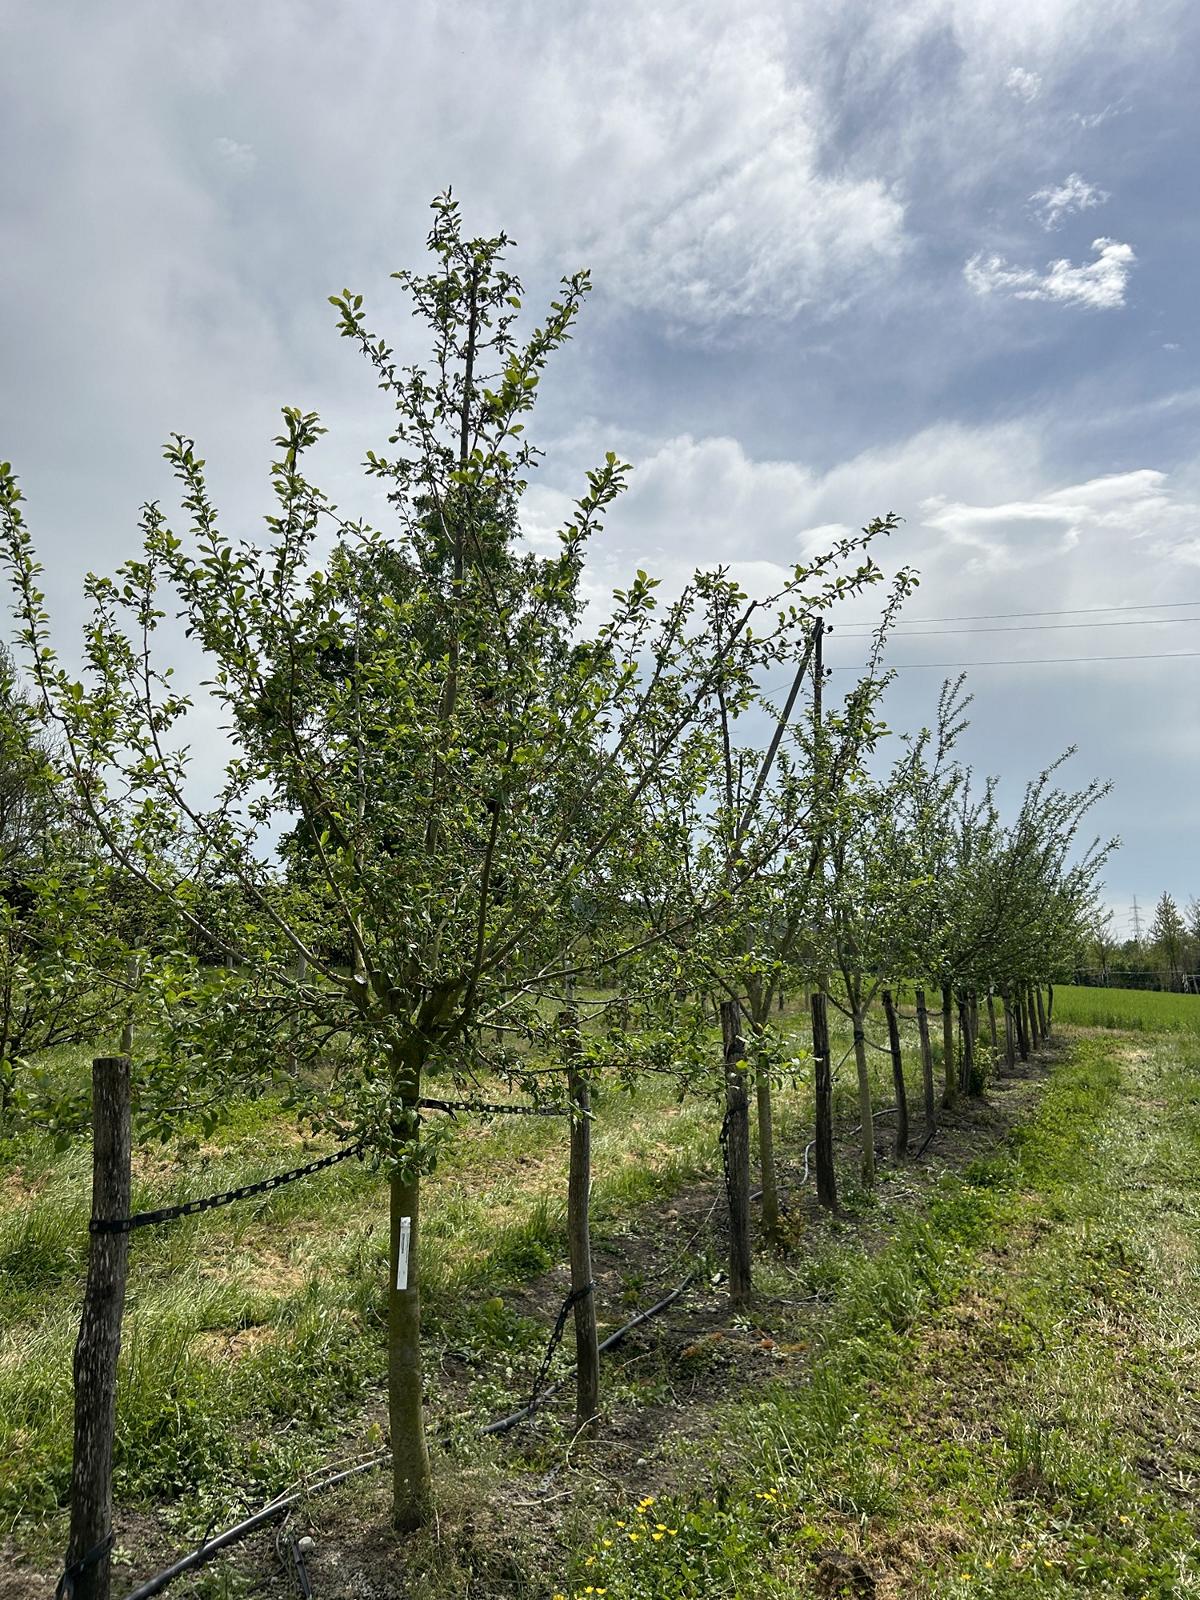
941;982;956;1107
852;1007;875;1189
564;1019;599;1433
957;994;975;1095
915;986;936;1131
881;990;908;1157
1003;992;1016;1073
810;991;837;1210
1014;989;1030;1061
1035;985;1048;1043
65;1057;131;1600
986;990;998;1069
388;1048;432;1532
1047;983;1054;1033
721;1000;752;1306
754;1048;781;1242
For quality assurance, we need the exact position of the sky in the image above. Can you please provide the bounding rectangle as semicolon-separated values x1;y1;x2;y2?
2;0;1198;935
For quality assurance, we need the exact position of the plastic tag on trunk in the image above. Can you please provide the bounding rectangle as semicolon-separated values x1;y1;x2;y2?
396;1216;411;1291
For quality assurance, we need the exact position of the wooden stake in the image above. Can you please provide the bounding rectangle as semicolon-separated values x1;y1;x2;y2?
1014;989;1030;1061
915;986;937;1131
881;989;908;1157
721;1000;752;1306
562;1008;600;1432
957;994;975;1094
754;1048;781;1242
941;982;956;1107
64;1057;131;1600
1003;992;1017;1073
810;991;837;1210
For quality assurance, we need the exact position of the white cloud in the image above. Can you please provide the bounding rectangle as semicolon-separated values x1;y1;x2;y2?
1029;172;1109;229
964;237;1134;309
1072;101;1128;129
213;136;256;174
1005;66;1042;101
537;423;1200;616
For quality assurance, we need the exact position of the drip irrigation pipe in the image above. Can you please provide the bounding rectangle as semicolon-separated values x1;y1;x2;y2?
121;1455;388;1600
121;1270;701;1597
480;1272;698;1437
122;1091;928;1596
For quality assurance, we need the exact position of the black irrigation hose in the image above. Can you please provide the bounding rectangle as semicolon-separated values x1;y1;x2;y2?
121;1269;700;1598
121;1456;388;1600
119;1087;935;1594
480;1271;699;1437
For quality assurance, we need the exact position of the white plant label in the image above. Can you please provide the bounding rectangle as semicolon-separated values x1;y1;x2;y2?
396;1216;411;1292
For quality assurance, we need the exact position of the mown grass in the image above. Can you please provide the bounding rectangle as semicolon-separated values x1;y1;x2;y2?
555;1031;1200;1598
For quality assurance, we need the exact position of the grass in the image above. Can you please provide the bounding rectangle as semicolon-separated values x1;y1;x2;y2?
1052;981;1200;1036
553;1027;1200;1597
1;995;930;1552
7;982;1197;1598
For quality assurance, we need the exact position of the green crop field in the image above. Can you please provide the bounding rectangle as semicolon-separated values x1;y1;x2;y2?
1052;983;1200;1036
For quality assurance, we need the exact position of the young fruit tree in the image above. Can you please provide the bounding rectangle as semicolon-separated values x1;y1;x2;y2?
1;195;902;1532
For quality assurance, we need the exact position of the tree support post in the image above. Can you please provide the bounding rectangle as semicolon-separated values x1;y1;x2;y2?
720;999;752;1306
1003;992;1017;1073
754;1049;781;1242
1014;990;1030;1061
941;982;956;1107
388;1059;432;1533
563;1008;600;1432
957;993;976;1095
810;991;837;1210
914;986;937;1132
851;1011;875;1188
881;989;908;1157
64;1056;131;1600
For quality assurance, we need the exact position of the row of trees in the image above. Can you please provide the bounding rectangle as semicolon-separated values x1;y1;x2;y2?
0;196;1111;1553
1081;893;1200;990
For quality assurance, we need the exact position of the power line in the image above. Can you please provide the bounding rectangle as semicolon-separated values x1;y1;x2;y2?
833;615;1200;640
828;598;1200;627
825;650;1200;672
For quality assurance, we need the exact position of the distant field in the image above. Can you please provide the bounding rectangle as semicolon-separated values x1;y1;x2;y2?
1053;982;1200;1036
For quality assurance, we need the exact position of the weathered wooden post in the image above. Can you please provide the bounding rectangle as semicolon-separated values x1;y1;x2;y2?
941;982;956;1107
1003;991;1017;1073
915;986;937;1131
1014;988;1030;1061
63;1055;131;1600
562;1007;600;1432
881;989;908;1157
721;999;752;1306
957;993;976;1094
810;990;837;1210
753;1046;781;1243
1034;986;1048;1043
